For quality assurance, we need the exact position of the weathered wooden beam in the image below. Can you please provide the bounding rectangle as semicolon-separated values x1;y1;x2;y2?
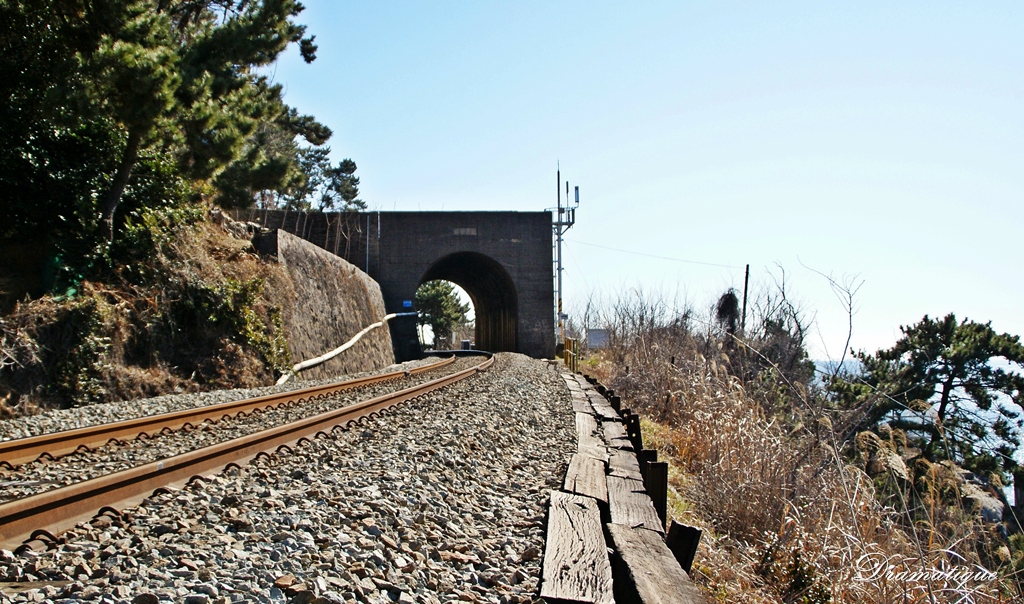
572;397;593;413
557;370;703;601
602;420;628;442
576;414;608;460
624;412;643;452
607;523;705;604
540;491;614;604
637;449;657;484
666;521;703;575
645;461;668;530
564;454;608;504
590;399;620;422
608;450;644;481
607;476;663;534
576;412;600;439
602;422;634;452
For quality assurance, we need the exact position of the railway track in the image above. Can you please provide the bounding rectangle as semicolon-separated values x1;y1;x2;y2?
0;353;493;552
0;357;474;505
0;357;456;469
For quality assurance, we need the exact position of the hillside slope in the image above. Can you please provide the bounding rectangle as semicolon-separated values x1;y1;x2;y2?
0;207;392;417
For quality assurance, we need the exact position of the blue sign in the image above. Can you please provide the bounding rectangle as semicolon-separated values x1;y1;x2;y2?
403;300;413;308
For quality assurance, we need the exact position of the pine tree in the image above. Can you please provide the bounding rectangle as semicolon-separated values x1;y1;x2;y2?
415;281;471;350
831;314;1024;476
1;0;325;282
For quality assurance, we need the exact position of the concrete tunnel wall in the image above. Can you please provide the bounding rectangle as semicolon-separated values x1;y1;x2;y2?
236;209;555;361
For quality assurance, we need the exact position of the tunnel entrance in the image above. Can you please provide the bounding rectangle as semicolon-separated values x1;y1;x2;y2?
419;252;518;352
413;280;474;350
241;209;554;360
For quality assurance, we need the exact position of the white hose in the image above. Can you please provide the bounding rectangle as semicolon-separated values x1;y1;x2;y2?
276;312;418;385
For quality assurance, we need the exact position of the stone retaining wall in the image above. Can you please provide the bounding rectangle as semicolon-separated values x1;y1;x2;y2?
268;230;394;378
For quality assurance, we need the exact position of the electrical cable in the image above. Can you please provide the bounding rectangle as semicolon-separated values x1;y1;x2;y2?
565;238;743;269
563;241;590;292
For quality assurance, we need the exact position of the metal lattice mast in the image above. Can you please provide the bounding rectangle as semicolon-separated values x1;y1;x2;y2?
551;164;578;345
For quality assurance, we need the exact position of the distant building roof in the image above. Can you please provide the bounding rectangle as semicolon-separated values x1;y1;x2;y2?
588;328;609;349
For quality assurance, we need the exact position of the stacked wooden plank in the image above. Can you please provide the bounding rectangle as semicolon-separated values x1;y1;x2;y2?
540;374;705;604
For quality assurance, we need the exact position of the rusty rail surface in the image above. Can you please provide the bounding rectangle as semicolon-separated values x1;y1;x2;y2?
0;353;493;551
0;356;456;468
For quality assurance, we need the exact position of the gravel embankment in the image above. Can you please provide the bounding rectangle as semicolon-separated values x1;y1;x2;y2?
0;359;441;442
0;353;573;604
0;358;480;504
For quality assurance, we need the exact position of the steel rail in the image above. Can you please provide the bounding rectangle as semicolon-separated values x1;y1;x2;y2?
0;356;456;468
0;353;493;551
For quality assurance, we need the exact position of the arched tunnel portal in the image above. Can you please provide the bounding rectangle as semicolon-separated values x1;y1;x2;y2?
420;252;518;352
239;210;555;361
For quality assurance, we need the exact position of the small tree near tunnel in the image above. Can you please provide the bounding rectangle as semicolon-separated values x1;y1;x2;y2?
414;281;470;350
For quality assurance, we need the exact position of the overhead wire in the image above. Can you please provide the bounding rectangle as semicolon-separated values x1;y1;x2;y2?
563;241;590;292
565;238;743;269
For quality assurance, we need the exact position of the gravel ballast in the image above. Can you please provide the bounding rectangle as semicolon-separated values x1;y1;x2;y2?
0;358;479;504
0;359;441;442
0;353;574;604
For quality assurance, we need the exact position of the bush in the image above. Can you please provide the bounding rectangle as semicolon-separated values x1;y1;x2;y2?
0;205;291;410
580;287;1018;602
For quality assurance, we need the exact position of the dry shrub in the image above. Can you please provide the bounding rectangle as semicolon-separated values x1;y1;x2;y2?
0;207;291;412
586;290;1018;602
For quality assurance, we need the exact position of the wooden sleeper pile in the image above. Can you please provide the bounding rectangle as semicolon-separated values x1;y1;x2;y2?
540;373;705;604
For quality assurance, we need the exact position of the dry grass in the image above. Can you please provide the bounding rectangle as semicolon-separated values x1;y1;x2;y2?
597;350;1019;602
580;293;1020;602
0;208;292;413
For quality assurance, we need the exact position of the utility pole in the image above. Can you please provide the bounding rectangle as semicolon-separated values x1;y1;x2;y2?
741;263;750;334
551;164;578;347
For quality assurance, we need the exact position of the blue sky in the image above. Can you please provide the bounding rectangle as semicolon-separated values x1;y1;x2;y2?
269;1;1024;359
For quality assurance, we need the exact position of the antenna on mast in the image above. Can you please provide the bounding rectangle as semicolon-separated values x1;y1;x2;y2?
550;163;579;349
